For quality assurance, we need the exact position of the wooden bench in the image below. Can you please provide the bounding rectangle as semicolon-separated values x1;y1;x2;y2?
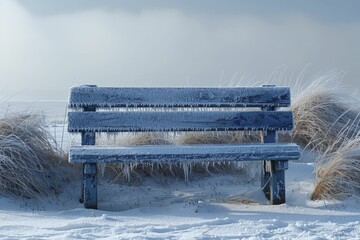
68;85;300;209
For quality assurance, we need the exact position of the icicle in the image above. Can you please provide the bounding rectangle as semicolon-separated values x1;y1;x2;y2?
123;164;131;181
168;162;173;176
183;162;189;182
205;162;211;175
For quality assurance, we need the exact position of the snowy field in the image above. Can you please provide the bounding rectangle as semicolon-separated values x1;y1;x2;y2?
0;162;359;239
0;100;360;239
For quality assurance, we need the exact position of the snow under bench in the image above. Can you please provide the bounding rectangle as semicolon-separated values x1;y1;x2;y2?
68;85;301;209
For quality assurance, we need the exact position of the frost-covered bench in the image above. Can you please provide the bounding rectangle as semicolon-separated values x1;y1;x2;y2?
68;85;300;209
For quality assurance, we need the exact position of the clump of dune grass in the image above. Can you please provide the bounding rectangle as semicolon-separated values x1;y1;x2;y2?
311;134;360;200
0;113;70;199
290;79;360;153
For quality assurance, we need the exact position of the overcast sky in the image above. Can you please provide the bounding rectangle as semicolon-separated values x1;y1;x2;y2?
1;0;359;100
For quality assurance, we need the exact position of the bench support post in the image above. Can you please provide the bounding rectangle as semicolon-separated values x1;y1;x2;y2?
260;91;286;205
261;101;275;201
269;160;288;204
261;160;271;200
80;103;96;207
83;163;98;209
261;128;288;204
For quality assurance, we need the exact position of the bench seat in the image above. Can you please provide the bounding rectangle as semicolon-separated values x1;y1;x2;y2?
70;143;300;164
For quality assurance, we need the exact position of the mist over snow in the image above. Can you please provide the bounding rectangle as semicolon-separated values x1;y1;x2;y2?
1;0;360;100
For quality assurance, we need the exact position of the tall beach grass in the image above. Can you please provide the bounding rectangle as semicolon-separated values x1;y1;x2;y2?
311;134;360;200
0;113;71;199
291;78;360;153
289;75;360;200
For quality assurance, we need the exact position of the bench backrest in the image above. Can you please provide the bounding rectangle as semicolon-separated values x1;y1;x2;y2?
68;85;293;133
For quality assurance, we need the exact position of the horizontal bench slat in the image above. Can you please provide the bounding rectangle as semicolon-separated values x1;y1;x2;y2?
68;111;294;132
69;143;300;163
69;86;291;108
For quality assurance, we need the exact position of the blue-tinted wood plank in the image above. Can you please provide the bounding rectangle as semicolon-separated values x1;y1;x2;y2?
69;143;301;164
69;86;291;108
68;111;294;132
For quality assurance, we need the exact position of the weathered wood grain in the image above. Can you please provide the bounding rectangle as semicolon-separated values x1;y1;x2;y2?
68;111;294;132
69;143;300;164
69;86;291;108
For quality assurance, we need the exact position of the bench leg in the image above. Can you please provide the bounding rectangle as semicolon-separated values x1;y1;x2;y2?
261;160;271;200
269;160;288;205
79;170;84;203
83;163;98;209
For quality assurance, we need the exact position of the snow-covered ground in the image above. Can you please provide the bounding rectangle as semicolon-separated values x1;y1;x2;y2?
1;162;359;239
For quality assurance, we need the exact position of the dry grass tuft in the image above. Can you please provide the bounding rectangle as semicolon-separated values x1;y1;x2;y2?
311;135;360;200
291;79;360;153
175;131;261;145
124;132;172;146
0;114;71;199
287;76;360;200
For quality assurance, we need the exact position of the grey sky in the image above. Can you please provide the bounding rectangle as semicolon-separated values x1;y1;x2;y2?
1;0;359;100
15;0;360;23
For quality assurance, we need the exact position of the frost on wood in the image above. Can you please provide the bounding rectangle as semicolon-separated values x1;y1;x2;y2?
69;144;300;164
69;87;291;108
68;111;294;133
